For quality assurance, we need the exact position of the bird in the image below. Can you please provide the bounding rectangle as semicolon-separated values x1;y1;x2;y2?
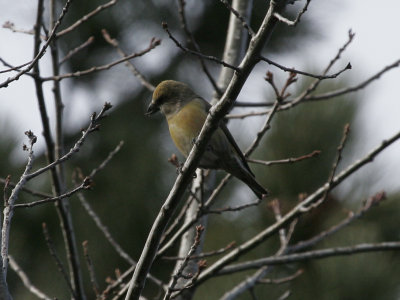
146;80;268;199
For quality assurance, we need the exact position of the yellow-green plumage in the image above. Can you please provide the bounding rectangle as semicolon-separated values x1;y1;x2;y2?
146;80;268;199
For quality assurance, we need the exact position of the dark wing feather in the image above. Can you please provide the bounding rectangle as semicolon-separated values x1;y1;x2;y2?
202;98;255;177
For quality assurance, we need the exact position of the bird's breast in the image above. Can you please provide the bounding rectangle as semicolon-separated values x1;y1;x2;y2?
167;100;207;157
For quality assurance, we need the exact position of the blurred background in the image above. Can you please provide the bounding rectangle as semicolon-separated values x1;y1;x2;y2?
1;0;400;299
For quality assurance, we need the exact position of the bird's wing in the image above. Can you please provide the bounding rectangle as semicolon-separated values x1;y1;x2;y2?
201;98;255;177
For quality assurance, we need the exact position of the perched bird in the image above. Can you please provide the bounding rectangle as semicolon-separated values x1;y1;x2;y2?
146;80;268;199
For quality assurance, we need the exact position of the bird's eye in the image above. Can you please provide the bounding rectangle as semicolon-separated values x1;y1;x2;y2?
156;96;166;105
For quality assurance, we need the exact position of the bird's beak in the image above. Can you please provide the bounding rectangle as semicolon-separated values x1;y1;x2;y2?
145;102;159;116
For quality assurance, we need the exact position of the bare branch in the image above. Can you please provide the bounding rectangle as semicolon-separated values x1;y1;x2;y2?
25;103;112;181
42;222;76;296
0;0;74;88
101;29;155;92
163;241;236;261
247;150;321;166
219;0;255;36
59;36;95;65
176;0;221;94
162;22;240;72
195;129;400;286
273;0;311;26
82;241;100;298
300;124;350;212
219;241;400;274
163;225;204;300
56;0;118;37
305;57;400;101
260;55;351;79
14;179;91;209
1;131;36;277
9;255;52;300
41;39;161;82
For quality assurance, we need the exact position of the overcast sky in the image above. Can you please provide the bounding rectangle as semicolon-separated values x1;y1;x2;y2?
1;0;399;195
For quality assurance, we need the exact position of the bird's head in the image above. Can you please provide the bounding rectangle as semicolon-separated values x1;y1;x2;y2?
146;80;197;117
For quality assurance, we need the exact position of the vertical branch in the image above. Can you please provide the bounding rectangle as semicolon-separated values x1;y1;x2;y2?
30;0;86;299
213;0;253;104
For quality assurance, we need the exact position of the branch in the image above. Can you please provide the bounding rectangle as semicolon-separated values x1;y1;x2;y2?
0;0;73;88
59;36;95;65
1;131;36;277
56;0;118;37
194;129;400;285
260;55;351;79
14;179;91;209
163;225;204;300
273;0;311;26
163;241;236;261
42;222;76;296
219;0;255;36
41;39;161;82
25;103;112;181
304;57;400;101
101;29;155;92
247;150;320;166
218;242;400;274
9;255;52;300
176;0;221;94
289;191;386;252
162;22;240;72
82;241;100;298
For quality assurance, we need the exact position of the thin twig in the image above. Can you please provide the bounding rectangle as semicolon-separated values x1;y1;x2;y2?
14;179;91;208
42;222;76;296
289;191;386;253
89;140;124;177
56;0;118;37
25;103;112;181
273;0;311;26
101;29;155;92
0;0;73;88
163;225;204;300
2;21;35;36
1;131;36;277
177;0;221;94
226;110;271;119
163;241;236;261
245;101;279;156
218;241;400;274
83;241;100;298
304;57;400;101
247;150;321;166
278;30;355;111
260;55;351;79
9;255;52;300
219;0;255;36
206;198;261;214
41;39;161;82
257;269;303;285
300;124;350;212
161;195;195;244
59;36;95;65
0;58;32;74
162;22;240;72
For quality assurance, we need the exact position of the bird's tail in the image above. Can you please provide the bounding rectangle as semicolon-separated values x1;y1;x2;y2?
231;166;268;199
242;174;269;199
